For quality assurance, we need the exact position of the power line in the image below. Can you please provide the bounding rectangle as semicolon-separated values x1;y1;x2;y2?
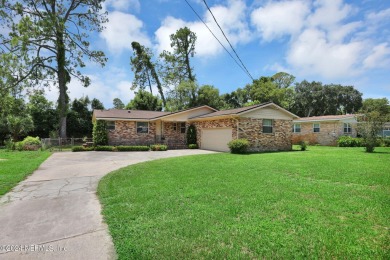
183;0;252;80
202;0;254;81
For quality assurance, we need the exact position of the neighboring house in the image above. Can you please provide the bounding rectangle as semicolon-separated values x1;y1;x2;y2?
292;114;358;146
381;122;390;137
92;102;299;152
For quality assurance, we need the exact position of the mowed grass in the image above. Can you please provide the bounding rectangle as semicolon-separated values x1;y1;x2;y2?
0;150;51;196
98;146;390;259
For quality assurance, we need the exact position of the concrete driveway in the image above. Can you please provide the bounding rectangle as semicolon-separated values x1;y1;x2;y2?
0;150;216;259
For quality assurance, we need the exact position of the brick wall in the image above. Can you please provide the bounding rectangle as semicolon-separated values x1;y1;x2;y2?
107;121;156;145
238;118;292;151
162;122;187;147
292;121;357;146
193;117;292;152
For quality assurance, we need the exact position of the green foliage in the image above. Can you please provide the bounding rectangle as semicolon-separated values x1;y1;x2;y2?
337;136;364;147
357;112;386;153
165;80;198;111
150;144;168;151
67;97;93;138
186;124;197;145
116;146;150;151
197;85;222;109
188;144;198;149
72;146;94;152
7;115;34;141
299;140;308;151
381;137;390;147
113;98;125;109
361;98;390;116
126;90;162;111
95;146;114;151
91;98;105;110
228;139;250;154
4;139;15;150
92;120;108;146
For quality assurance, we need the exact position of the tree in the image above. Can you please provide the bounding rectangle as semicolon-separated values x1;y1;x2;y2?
361;98;390;116
130;42;166;106
126;90;162;111
113;98;125;109
197;85;222;109
93;120;108;146
357;112;387;153
165;81;198;111
6;114;34;141
91;98;105;110
186;124;197;145
27;90;57;138
247;76;288;106
160;27;197;86
271;72;296;89
67;97;92;137
221;88;250;109
0;1;107;139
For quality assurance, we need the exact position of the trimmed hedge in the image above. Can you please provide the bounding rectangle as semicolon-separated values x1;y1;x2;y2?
116;146;150;151
95;146;114;151
72;146;94;152
228;139;249;154
337;136;364;147
150;144;168;151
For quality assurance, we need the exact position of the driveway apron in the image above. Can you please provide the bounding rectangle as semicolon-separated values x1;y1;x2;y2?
0;150;216;260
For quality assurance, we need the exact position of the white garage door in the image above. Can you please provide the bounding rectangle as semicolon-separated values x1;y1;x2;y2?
201;128;233;152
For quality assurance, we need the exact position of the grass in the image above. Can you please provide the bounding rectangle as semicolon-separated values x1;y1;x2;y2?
0;150;51;196
98;146;390;259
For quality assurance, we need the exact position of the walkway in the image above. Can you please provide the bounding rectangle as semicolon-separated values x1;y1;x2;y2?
0;150;216;259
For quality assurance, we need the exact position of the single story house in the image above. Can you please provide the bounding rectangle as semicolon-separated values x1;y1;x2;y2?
92;101;299;152
292;114;358;146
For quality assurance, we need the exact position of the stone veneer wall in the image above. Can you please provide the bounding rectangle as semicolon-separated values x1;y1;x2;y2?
291;121;357;146
193;118;237;148
238;118;292;151
107;121;156;145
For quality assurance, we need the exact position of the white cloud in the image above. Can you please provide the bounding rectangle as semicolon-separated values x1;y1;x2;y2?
307;0;352;28
363;43;390;69
287;28;364;78
100;11;151;54
154;0;251;57
250;0;310;41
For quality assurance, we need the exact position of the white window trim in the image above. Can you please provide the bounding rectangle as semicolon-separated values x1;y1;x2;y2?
136;122;149;134
313;123;320;133
293;123;301;133
262;119;273;134
343;123;352;133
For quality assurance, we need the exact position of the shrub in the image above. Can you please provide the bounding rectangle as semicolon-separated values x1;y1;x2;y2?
150;144;168;151
382;137;390;147
299;140;308;151
188;144;198;149
228;139;249;154
93;120;108;146
4;139;16;150
95;146;114;151
21;136;41;150
72;146;94;152
116;146;149;152
337;136;364;147
186;124;197;145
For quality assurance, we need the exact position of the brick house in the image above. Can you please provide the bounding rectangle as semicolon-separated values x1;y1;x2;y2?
292;114;358;146
92;102;299;152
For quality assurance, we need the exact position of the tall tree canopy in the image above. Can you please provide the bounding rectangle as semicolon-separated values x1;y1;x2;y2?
0;0;107;138
126;90;162;111
113;98;125;109
361;98;390;116
160;27;197;86
130;41;165;106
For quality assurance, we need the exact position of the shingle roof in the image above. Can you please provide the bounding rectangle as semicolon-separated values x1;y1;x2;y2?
94;109;171;120
294;114;356;122
191;101;275;119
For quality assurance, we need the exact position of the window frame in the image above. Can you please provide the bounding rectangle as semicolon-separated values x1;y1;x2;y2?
293;123;301;133
343;123;352;134
136;122;149;134
106;121;115;130
313;123;320;133
262;119;273;134
180;122;186;134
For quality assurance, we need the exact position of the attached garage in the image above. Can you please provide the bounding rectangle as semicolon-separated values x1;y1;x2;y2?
201;128;233;152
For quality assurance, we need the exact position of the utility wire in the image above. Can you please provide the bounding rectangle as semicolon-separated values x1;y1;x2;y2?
184;0;252;80
202;0;254;81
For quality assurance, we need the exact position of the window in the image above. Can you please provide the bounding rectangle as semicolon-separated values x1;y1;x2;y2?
106;121;115;130
263;119;273;133
173;123;177;131
180;122;186;133
293;124;301;133
313;123;320;133
344;123;352;133
137;122;149;133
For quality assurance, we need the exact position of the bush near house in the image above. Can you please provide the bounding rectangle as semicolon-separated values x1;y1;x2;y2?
150;144;168;151
116;146;150;152
188;144;198;149
337;136;364;147
227;139;249;154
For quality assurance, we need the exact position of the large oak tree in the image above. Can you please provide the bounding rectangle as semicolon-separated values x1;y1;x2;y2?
0;0;107;138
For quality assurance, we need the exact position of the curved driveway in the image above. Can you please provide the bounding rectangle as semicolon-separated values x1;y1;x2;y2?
0;150;216;259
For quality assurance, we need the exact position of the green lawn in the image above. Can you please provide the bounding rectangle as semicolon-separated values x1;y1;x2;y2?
0;150;51;196
98;146;390;259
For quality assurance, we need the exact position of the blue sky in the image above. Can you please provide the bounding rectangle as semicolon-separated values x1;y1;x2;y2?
47;0;390;108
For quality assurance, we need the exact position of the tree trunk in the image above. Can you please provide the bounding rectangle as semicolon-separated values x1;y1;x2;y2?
56;29;67;138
